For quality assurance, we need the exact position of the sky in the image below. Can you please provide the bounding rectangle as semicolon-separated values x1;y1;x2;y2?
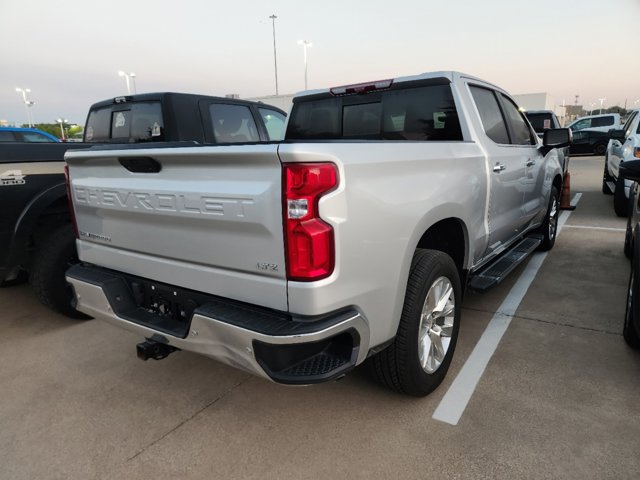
0;0;638;125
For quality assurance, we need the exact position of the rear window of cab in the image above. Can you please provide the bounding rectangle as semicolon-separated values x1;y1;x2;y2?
85;102;164;143
287;84;462;141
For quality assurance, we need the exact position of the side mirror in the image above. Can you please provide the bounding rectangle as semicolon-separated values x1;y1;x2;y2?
609;129;625;141
543;128;572;148
620;159;640;182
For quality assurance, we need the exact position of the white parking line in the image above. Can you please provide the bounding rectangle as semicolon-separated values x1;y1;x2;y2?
432;193;583;426
563;225;625;232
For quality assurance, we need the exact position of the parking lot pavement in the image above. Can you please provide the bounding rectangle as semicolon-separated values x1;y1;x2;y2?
1;156;639;479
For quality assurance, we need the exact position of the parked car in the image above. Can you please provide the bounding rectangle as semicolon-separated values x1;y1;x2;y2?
618;160;640;348
65;71;570;396
0;92;286;318
603;110;640;216
570;129;610;156
0;127;60;143
567;113;621;133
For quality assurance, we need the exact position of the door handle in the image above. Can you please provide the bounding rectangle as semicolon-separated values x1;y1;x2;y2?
493;163;507;173
526;159;535;167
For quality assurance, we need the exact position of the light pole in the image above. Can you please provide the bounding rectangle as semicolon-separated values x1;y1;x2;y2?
56;118;68;140
297;40;312;90
269;14;279;95
16;87;35;128
130;72;137;94
598;97;606;115
118;71;137;94
590;102;596;115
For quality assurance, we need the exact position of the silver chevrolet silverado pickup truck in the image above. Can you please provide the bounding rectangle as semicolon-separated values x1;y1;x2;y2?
64;71;571;396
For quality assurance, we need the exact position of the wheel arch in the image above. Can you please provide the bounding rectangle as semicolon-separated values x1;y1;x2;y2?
553;173;563;194
12;183;70;266
414;218;469;282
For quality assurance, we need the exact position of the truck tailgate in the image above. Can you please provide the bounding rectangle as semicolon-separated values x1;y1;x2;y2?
65;144;287;311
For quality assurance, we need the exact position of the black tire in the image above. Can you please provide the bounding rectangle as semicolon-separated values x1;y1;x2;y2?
614;176;629;217
602;158;613;195
624;219;633;260
594;143;607;156
29;224;91;319
623;240;640;349
368;249;461;397
536;186;560;252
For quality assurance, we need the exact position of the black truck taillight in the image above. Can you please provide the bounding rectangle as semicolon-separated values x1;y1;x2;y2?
64;164;79;239
283;163;338;281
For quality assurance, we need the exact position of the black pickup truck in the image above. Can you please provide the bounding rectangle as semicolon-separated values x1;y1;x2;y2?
0;92;286;317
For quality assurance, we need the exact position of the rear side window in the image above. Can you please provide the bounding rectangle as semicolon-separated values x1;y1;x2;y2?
210;104;260;143
286;84;462;141
470;86;510;144
592;116;614;127
85;102;164;143
258;108;286;140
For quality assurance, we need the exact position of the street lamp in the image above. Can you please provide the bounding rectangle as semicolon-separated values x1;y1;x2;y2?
297;40;312;90
269;14;279;95
589;102;596;116
56;117;68;140
15;87;35;128
118;71;137;94
598;97;606;115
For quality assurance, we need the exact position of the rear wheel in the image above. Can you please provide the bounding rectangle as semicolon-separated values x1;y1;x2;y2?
29;224;91;319
625;219;633;259
368;249;461;397
594;143;607;156
536;186;559;251
614;176;629;217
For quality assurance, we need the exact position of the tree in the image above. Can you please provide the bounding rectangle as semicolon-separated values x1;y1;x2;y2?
23;122;71;140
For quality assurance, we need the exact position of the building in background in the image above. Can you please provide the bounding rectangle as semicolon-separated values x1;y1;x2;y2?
513;92;568;125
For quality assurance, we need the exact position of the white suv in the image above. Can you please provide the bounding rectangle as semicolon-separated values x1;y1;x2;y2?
568;113;621;133
603;110;640;216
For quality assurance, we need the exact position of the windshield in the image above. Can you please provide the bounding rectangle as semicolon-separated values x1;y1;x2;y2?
525;113;554;133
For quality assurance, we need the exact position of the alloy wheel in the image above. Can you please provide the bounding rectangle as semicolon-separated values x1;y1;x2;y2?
418;276;455;374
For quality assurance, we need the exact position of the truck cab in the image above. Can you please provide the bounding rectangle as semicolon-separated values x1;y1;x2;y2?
84;93;287;144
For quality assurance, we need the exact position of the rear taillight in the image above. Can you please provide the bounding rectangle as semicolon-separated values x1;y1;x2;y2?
64;164;79;239
634;147;640;159
283;163;338;281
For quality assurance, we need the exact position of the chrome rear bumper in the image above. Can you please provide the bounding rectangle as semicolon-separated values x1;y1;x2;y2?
66;264;370;384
